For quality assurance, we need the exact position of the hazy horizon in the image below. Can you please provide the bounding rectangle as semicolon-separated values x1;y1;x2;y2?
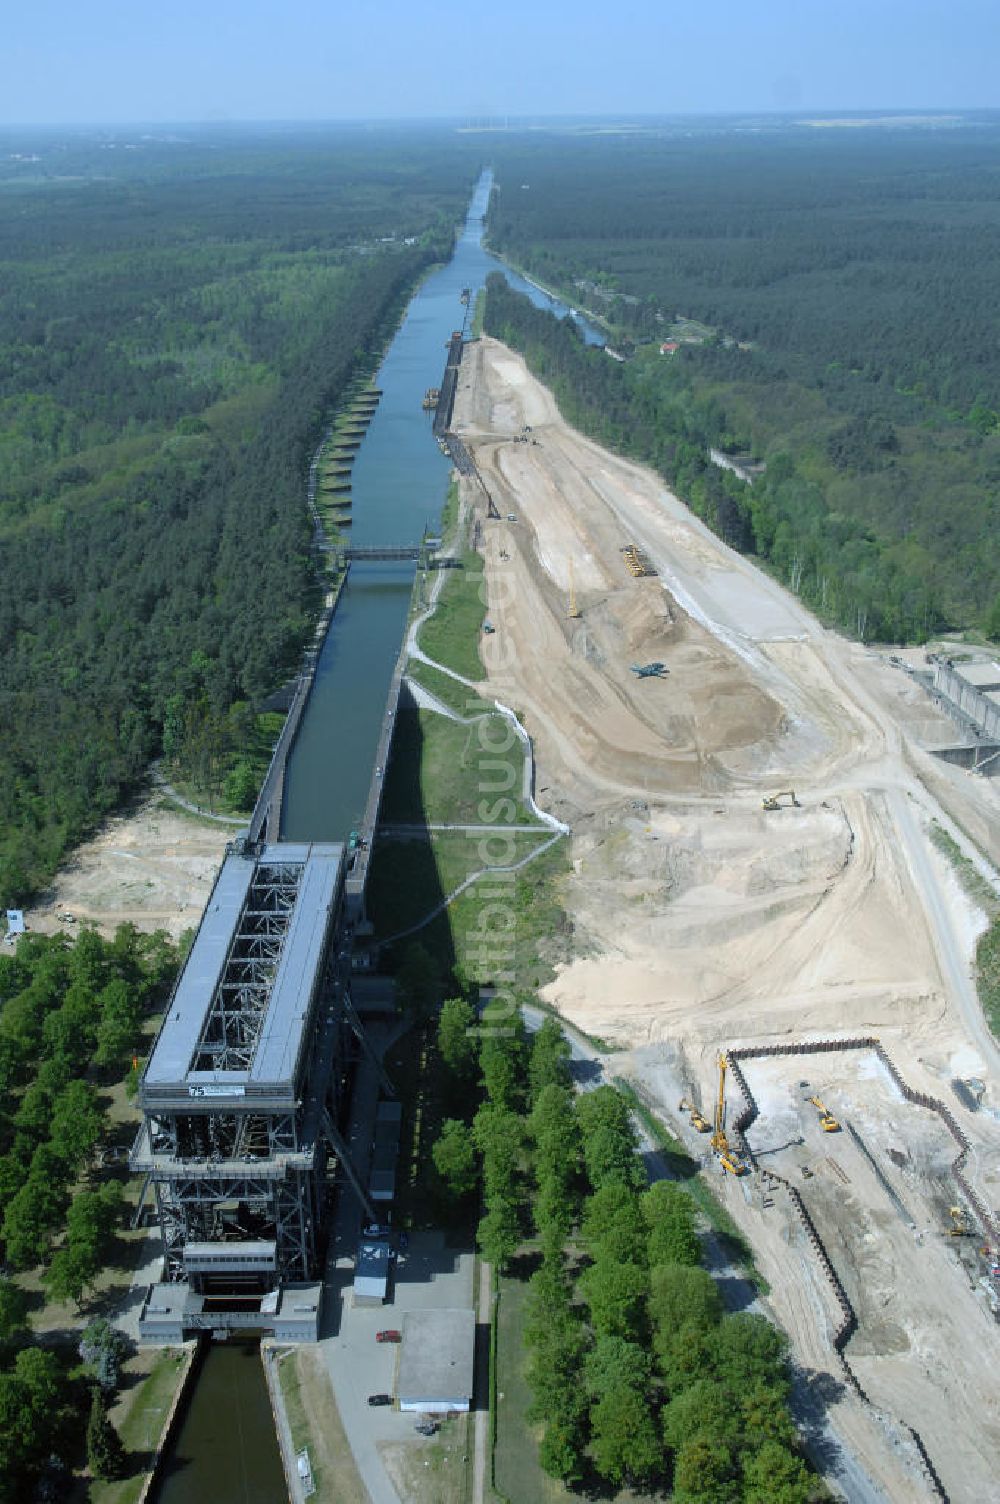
2;0;997;127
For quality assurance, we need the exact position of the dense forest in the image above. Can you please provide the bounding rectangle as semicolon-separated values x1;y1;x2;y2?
0;128;476;900
423;992;820;1501
486;127;1000;643
0;924;179;1498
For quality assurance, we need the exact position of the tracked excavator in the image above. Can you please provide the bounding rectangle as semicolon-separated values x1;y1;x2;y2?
679;1098;711;1133
762;790;801;811
809;1096;841;1132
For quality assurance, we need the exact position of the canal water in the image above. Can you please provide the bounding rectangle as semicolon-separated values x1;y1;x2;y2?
153;171;602;1504
280;167;602;840
151;1340;286;1504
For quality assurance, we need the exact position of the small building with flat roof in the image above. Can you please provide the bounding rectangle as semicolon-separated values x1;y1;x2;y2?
352;1237;391;1305
397;1307;475;1413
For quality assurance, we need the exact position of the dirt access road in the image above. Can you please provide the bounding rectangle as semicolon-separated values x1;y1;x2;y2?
453;337;1000;1503
21;792;232;943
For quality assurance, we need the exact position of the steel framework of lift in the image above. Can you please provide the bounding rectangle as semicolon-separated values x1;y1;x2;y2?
140;855;392;1282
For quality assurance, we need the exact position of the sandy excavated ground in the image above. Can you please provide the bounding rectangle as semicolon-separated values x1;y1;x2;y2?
455;337;1000;1503
22;793;232;942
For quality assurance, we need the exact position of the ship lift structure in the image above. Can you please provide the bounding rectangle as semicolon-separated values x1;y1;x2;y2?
131;839;390;1340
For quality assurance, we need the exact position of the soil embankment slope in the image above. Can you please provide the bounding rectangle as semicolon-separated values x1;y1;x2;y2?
453;336;1000;1504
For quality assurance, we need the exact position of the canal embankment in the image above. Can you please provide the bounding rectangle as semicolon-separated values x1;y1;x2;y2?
133;1341;201;1504
248;567;349;844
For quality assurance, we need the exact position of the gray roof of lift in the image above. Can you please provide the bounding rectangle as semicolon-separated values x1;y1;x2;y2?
144;841;343;1093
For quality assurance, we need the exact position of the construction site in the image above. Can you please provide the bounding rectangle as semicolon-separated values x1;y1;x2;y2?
451;336;1000;1503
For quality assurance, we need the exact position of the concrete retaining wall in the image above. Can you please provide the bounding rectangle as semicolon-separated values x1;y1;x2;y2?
933;662;1000;742
248;571;348;844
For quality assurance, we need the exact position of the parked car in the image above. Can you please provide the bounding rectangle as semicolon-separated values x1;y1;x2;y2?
363;1221;391;1239
367;1393;393;1407
376;1329;401;1344
414;1420;437;1436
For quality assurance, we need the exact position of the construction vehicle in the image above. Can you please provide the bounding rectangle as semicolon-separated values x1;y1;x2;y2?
679;1098;711;1133
567;558;581;619
947;1206;974;1237
621;543;656;578
809;1096;841;1132
762;790;801;811
712;1055;746;1174
630;662;668;679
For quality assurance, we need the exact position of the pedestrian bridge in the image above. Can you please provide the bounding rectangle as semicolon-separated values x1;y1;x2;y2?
321;542;461;568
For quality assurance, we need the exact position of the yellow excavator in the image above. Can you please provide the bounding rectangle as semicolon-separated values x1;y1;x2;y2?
763;790;801;811
679;1098;711;1133
713;1055;747;1175
947;1206;973;1237
809;1096;841;1132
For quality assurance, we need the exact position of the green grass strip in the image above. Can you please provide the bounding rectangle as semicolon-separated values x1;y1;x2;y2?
417;550;488;682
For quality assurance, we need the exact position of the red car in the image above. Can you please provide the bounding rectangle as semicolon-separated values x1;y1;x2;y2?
376;1329;401;1344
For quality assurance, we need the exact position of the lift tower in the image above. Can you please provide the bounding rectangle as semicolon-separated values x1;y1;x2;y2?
131;839;382;1340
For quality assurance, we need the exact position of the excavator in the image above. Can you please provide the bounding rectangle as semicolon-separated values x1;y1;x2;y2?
712;1055;747;1175
762;790;801;811
947;1206;973;1237
679;1098;711;1133
809;1096;841;1133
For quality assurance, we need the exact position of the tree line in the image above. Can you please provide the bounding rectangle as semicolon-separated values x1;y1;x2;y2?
483;273;968;644
428;994;822;1501
0;924;180;1497
485;129;1000;641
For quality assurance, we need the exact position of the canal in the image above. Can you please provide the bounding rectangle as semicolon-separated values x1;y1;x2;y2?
151;1340;286;1504
280;165;602;841
152;169;601;1504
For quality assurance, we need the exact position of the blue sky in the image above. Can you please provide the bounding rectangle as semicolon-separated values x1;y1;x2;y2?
1;0;997;124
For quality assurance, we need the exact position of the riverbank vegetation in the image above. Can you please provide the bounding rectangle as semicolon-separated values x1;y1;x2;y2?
277;1348;369;1504
0;126;477;902
485;128;1000;646
928;822;1000;1037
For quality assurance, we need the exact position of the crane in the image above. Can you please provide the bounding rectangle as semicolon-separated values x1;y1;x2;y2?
712;1054;746;1174
567;558;581;619
809;1096;841;1132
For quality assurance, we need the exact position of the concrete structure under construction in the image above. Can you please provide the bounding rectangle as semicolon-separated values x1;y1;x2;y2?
933;656;1000;744
131;838;388;1340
